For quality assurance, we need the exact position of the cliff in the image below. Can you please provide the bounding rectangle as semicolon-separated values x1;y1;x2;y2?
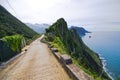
45;18;111;80
70;26;91;37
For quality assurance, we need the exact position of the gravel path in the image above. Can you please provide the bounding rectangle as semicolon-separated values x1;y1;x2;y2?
0;35;71;80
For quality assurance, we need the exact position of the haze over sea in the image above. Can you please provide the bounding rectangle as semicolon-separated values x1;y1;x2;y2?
82;29;120;80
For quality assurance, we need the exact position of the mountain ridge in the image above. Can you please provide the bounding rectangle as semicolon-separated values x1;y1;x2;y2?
70;26;91;37
0;5;38;40
26;23;50;34
45;18;111;80
0;5;39;62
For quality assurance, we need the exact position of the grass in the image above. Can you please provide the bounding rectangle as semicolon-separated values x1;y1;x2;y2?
51;36;67;54
44;36;106;80
72;58;103;80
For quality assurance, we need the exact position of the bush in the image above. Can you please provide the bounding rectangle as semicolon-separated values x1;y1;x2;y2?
2;35;23;52
0;35;24;62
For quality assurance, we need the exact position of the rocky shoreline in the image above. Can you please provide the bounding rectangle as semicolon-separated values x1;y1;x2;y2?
99;54;114;80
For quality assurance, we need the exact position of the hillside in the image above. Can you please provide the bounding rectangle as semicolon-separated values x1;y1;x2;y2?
0;5;38;40
70;26;91;37
0;5;39;62
26;23;50;34
45;18;111;80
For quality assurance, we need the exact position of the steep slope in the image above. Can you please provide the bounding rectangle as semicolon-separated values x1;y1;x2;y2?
0;5;38;40
45;18;111;80
26;23;50;34
70;26;91;37
0;5;39;62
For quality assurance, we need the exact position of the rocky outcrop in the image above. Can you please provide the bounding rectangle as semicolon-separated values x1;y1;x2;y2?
45;18;111;80
70;26;91;37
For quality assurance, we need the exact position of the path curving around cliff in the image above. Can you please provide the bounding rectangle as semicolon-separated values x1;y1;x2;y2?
0;35;71;80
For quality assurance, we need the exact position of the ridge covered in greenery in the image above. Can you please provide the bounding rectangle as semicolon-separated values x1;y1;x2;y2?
45;18;111;80
0;5;38;42
70;26;91;37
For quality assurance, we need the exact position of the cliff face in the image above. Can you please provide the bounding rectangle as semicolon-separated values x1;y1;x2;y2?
70;26;91;37
45;18;111;80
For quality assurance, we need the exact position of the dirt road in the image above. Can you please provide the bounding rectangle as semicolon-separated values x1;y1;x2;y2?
0;35;71;80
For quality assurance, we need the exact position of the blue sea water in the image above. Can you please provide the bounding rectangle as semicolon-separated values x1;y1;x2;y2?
82;31;120;80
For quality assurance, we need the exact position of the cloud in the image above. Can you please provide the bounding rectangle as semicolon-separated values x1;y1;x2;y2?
0;0;120;31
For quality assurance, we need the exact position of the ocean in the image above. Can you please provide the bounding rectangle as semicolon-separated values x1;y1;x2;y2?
82;31;120;80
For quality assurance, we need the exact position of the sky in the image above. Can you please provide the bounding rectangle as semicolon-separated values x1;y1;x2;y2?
0;0;120;31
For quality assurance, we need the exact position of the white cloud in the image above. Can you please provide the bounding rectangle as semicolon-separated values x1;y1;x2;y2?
0;0;120;31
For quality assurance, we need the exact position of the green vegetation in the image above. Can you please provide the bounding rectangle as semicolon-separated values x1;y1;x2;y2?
118;77;120;80
2;35;23;53
0;5;39;43
0;5;39;62
45;18;111;80
0;35;25;62
51;37;67;54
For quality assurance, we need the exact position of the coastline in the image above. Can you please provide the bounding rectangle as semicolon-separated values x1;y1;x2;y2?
82;32;114;80
99;54;114;80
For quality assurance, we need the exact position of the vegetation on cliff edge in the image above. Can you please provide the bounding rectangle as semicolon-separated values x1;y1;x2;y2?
45;18;111;80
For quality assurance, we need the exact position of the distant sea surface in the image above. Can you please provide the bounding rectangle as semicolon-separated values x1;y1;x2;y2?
82;31;120;80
